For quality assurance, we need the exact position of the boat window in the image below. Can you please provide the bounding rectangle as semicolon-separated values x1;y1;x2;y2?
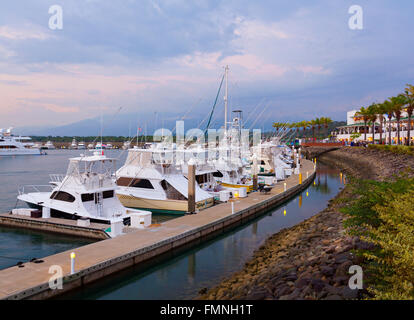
116;177;154;189
196;174;208;184
131;179;154;189
103;190;114;198
212;171;223;178
81;193;94;202
50;191;75;202
160;180;187;200
0;145;17;149
261;160;266;165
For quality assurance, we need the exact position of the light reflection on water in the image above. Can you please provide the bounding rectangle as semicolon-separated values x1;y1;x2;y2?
61;162;343;300
0;151;344;299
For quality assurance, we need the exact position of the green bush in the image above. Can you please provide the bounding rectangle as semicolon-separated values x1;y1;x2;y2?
342;176;414;299
368;144;414;155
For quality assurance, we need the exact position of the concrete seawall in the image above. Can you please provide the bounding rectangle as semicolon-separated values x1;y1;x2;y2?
0;159;315;300
0;215;110;240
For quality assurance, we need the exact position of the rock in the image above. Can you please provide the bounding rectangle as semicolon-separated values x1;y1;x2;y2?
335;260;353;277
341;287;359;300
198;287;207;295
245;289;267;300
311;279;326;292
333;276;349;286
295;278;311;289
334;252;352;264
321;266;335;277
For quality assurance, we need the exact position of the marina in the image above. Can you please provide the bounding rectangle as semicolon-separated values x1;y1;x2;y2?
0;158;315;299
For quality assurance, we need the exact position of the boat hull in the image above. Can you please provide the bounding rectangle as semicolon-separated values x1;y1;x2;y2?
0;149;41;156
117;194;215;215
220;182;253;193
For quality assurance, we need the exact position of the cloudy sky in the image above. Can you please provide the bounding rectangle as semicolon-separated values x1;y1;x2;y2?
0;0;413;130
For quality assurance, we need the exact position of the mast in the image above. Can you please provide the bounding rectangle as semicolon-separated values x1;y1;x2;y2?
224;65;229;133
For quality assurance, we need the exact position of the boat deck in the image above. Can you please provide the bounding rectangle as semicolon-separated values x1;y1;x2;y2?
0;159;315;300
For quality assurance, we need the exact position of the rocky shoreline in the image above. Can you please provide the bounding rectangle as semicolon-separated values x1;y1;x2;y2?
198;147;414;300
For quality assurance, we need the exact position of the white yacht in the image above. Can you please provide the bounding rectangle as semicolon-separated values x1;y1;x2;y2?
122;141;131;150
70;138;78;149
18;151;149;225
250;138;293;182
44;141;56;150
78;141;86;149
116;145;215;215
0;127;41;156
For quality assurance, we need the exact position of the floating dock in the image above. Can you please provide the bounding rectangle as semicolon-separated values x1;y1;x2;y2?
0;214;110;240
0;159;315;300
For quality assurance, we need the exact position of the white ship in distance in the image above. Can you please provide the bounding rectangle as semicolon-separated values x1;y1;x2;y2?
0;127;41;156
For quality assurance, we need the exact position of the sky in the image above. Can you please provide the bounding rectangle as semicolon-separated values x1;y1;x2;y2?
0;0;414;132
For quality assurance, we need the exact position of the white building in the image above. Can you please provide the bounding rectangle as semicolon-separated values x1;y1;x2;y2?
333;109;414;145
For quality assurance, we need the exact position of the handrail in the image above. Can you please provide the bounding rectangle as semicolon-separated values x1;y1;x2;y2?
18;185;54;195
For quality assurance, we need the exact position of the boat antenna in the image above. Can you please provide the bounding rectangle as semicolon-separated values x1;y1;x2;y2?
204;72;225;135
100;110;103;155
224;65;229;133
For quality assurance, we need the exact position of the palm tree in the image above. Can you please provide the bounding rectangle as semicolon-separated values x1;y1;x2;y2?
382;99;395;145
315;118;323;141
300;121;309;138
272;122;284;135
355;107;371;141
390;95;406;145
321;117;333;139
310;119;317;141
375;103;387;144
367;103;379;144
404;84;414;145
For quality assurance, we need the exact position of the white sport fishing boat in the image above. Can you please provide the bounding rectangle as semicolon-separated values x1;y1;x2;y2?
70;138;78;149
44;141;56;150
0;127;41;156
116;144;214;215
17;151;149;225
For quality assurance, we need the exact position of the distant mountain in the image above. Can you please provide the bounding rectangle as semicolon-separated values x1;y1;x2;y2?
15;108;346;137
16;111;288;137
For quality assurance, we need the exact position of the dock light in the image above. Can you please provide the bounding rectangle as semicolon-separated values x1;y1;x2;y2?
306;171;309;178
306;191;309;197
314;180;316;186
231;201;234;214
283;208;287;216
284;182;287;192
234;192;239;198
299;173;302;185
70;252;76;274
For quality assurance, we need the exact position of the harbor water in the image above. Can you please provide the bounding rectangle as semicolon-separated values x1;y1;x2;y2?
61;163;343;300
0;151;343;299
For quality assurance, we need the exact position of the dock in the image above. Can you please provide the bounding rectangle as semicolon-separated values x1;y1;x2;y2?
0;214;110;240
0;159;316;300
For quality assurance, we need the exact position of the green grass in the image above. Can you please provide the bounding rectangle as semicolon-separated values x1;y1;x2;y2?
368;144;414;155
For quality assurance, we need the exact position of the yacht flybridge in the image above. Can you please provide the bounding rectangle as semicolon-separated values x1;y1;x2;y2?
116;145;215;215
18;151;149;224
0;127;41;156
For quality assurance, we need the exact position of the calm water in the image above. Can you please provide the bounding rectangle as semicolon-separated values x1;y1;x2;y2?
0;151;343;299
0;150;127;270
60;162;343;300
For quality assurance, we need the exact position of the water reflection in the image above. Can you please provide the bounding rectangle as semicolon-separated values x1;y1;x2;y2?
60;162;343;300
188;253;196;284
